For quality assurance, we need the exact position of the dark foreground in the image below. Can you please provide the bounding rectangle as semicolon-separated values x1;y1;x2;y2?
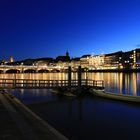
0;90;68;140
29;97;140;140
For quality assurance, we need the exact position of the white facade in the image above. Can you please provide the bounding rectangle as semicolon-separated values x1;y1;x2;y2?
88;55;104;69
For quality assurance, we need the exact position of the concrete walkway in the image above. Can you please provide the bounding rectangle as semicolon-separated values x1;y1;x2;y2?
0;94;24;140
0;91;69;140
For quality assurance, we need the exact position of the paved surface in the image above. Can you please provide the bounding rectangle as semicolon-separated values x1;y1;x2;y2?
0;97;23;140
0;91;69;140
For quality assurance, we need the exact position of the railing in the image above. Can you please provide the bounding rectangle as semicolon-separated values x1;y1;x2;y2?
0;65;64;69
0;78;104;89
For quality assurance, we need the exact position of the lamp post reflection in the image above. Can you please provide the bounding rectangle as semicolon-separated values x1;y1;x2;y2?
85;68;88;86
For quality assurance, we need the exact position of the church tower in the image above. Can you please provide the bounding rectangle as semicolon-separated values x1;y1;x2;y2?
10;56;14;63
66;51;69;57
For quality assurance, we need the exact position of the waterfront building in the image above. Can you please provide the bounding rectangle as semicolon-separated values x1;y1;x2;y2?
66;51;69;57
22;59;35;65
133;48;140;68
35;60;48;66
88;54;105;70
1;48;140;71
56;60;69;68
104;51;123;69
56;51;70;62
35;58;54;66
55;52;70;69
80;55;91;69
117;49;140;69
71;57;81;71
122;50;134;69
0;60;7;65
9;56;14;63
103;49;140;69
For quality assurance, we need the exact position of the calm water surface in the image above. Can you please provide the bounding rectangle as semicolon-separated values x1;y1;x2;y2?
1;72;140;95
2;72;140;139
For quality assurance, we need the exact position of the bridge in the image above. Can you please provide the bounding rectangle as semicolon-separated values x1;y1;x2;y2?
0;65;71;73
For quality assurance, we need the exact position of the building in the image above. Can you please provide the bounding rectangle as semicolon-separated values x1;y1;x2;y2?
56;51;70;62
122;50;133;69
103;49;140;69
35;58;54;66
104;51;123;69
80;55;91;69
133;48;140;68
71;57;81;70
10;56;14;63
88;54;105;69
55;51;70;68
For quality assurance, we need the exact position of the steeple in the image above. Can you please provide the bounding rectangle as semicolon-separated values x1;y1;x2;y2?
10;56;14;63
66;51;69;57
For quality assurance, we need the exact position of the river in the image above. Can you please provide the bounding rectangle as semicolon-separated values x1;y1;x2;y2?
1;72;140;95
1;72;140;140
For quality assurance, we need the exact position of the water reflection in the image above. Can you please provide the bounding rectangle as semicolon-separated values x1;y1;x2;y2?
10;89;58;104
1;72;140;96
12;89;140;140
88;72;140;96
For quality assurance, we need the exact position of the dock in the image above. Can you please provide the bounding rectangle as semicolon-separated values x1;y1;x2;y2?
0;79;104;89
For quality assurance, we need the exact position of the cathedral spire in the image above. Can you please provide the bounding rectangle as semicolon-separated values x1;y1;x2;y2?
10;56;14;62
66;51;69;57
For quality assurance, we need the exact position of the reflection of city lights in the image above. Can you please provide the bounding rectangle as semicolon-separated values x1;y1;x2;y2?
132;73;137;96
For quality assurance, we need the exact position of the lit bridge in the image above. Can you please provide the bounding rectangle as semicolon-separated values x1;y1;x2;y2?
0;65;75;73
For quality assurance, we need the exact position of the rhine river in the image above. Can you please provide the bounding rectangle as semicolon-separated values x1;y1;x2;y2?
1;72;140;140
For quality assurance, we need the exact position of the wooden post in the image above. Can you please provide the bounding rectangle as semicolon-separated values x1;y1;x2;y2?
78;66;81;87
68;66;71;87
13;79;16;87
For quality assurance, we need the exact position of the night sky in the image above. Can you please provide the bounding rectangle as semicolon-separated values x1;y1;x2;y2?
0;0;140;61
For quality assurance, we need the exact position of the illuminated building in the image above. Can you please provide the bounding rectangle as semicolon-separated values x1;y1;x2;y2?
71;57;81;70
55;52;70;68
35;61;48;66
56;61;69;68
120;49;140;69
88;54;105;69
80;55;90;69
10;56;14;63
1;48;140;71
104;51;123;69
122;50;133;69
133;49;140;68
35;58;54;66
56;51;70;62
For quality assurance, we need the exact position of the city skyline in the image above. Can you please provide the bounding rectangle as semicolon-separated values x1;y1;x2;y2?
1;47;140;62
1;0;140;60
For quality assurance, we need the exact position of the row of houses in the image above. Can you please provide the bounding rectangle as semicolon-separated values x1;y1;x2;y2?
77;49;140;70
58;49;140;70
1;49;140;70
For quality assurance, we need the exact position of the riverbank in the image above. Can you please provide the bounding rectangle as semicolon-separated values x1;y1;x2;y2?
88;68;140;73
0;90;69;140
91;89;140;104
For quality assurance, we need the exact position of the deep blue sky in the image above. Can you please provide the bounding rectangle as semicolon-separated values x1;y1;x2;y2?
0;0;140;61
